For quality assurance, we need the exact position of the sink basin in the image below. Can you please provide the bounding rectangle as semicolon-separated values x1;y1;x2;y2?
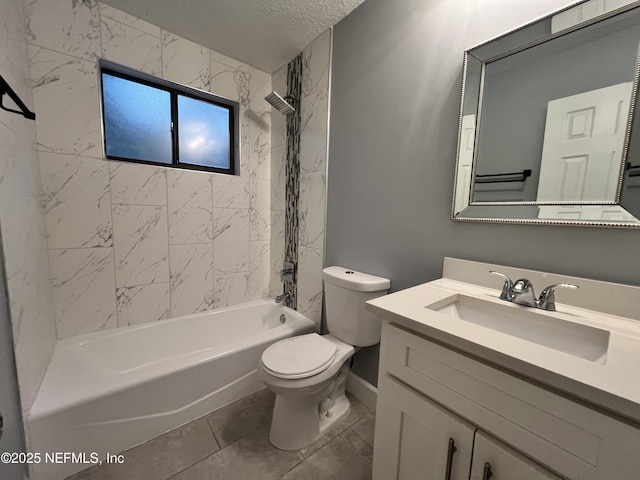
428;294;610;363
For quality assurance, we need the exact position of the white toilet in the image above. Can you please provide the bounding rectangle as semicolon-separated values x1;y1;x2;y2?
259;266;390;450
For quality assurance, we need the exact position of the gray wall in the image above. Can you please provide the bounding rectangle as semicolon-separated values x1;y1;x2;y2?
326;0;640;386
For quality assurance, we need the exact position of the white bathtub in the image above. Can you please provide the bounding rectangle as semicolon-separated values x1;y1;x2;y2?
28;299;316;480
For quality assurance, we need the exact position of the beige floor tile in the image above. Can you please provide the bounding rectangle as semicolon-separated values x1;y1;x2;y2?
205;387;275;448
281;429;373;480
170;425;304;480
351;410;375;447
67;389;375;480
298;394;372;458
66;417;219;480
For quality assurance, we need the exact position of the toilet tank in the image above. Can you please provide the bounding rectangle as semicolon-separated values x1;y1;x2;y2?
323;266;390;347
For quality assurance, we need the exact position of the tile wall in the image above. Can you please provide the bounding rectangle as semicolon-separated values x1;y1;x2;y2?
0;0;329;421
0;0;56;412
271;30;331;326
26;0;272;338
284;54;302;309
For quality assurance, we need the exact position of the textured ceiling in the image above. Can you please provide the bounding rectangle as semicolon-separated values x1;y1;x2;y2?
100;0;366;73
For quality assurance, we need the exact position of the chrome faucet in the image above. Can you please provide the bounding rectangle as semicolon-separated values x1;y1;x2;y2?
489;271;578;311
275;291;292;305
512;278;536;307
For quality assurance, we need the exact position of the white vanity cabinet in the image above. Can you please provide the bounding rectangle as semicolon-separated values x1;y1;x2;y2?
375;374;475;480
373;322;640;480
469;431;559;480
375;374;559;480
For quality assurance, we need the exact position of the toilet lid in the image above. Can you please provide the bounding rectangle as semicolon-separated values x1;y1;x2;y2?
262;334;338;379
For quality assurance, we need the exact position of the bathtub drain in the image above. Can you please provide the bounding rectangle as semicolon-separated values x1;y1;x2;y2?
279;314;286;323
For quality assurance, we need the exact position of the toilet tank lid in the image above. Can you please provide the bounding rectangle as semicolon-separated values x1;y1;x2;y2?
322;266;390;292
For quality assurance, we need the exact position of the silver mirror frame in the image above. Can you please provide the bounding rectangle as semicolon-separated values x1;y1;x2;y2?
451;0;640;228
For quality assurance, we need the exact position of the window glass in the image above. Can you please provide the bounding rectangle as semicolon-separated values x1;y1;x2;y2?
102;72;172;164
178;95;231;169
100;62;237;174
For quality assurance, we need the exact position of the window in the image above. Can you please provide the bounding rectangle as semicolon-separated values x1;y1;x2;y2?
100;60;238;175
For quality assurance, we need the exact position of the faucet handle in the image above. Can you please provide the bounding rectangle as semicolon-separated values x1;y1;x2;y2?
489;271;514;301
537;283;579;311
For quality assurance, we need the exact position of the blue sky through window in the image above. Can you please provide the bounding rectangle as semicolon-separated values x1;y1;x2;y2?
102;73;172;164
178;95;231;169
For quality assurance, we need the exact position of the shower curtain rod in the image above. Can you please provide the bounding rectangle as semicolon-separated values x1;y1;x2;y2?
0;74;35;120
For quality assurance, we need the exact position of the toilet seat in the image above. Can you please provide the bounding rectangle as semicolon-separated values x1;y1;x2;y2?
261;334;338;379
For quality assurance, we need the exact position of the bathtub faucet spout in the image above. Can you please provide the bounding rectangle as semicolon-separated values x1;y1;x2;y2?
275;291;292;305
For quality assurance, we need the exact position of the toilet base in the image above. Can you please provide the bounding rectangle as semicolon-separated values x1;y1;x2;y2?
319;394;350;433
269;364;351;450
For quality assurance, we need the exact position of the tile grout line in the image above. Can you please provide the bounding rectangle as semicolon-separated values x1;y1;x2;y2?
150;410;221;480
101;3;118;330
350;423;374;449
210;175;215;309
277;450;307;478
165;169;172;317
278;424;367;478
248;68;254;300
166;418;269;479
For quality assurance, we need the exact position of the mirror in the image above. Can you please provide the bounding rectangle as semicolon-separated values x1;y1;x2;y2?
452;0;640;227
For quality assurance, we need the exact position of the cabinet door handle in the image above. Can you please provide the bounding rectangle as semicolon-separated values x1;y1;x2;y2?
482;462;493;480
444;437;457;480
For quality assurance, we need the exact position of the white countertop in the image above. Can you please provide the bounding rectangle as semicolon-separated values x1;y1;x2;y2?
367;277;640;424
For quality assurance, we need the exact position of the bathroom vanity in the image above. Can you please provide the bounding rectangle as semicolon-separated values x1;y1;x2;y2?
367;258;640;480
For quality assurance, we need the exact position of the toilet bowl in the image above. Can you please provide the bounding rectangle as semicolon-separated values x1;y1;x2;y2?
258;333;356;449
260;266;390;450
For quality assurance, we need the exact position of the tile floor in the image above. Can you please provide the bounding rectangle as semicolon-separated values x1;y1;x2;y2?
66;389;375;480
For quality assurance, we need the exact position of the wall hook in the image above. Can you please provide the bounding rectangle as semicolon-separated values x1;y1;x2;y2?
0;74;35;120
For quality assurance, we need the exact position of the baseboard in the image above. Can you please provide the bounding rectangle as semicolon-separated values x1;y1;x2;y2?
346;372;377;411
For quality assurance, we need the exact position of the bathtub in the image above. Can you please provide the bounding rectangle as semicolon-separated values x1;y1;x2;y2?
28;299;316;480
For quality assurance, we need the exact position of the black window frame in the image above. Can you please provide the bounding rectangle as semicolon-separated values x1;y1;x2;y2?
99;59;239;175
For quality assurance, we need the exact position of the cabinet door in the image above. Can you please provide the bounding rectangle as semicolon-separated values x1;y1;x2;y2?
373;374;475;480
470;431;561;480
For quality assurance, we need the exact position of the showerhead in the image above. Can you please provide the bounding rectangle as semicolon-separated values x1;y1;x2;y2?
265;91;295;115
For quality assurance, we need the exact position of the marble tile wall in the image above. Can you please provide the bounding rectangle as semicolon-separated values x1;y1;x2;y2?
0;0;57;412
270;30;331;326
26;0;271;338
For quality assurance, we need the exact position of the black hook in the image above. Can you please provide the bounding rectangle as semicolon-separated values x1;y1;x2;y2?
0;74;35;120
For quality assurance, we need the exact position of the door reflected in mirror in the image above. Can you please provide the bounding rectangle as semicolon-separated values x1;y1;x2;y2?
453;0;640;227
